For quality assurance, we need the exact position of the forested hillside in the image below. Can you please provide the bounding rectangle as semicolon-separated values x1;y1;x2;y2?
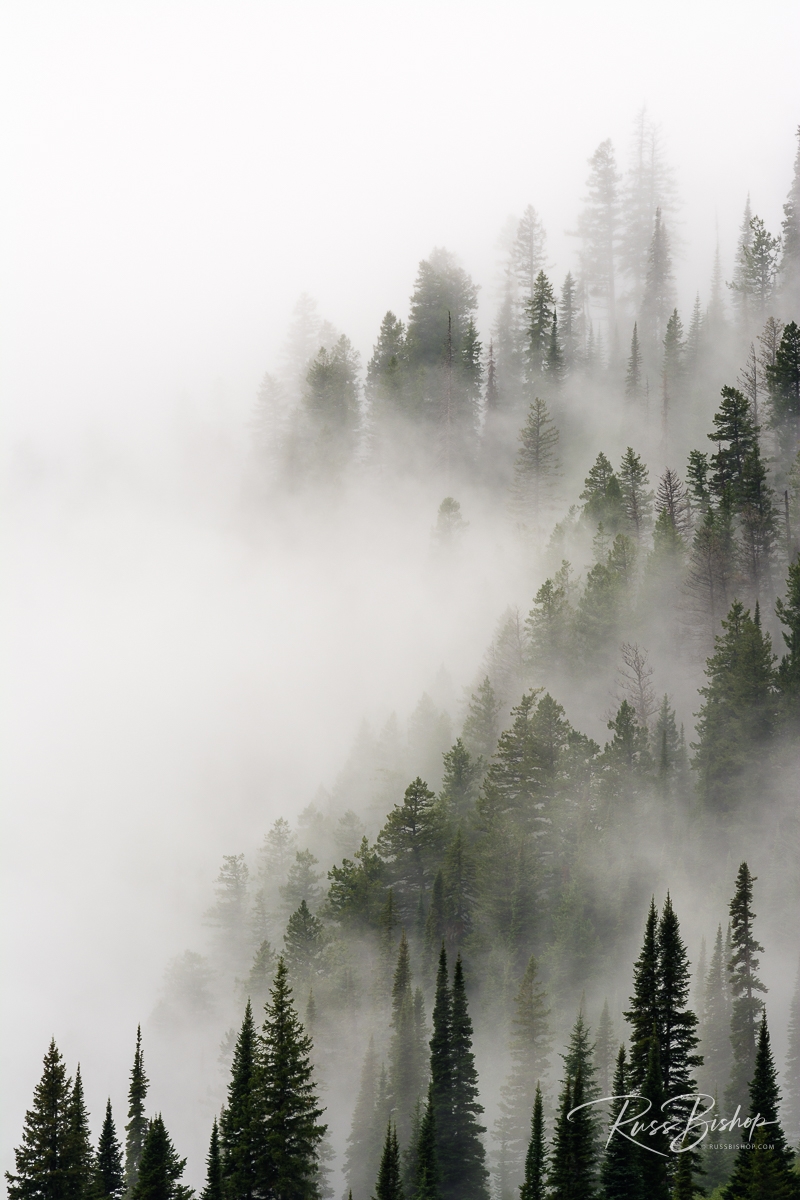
8;117;800;1200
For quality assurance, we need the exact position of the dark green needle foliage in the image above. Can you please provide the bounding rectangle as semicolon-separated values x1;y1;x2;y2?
373;1125;403;1200
519;1085;546;1200
66;1068;94;1200
448;957;489;1200
199;1122;222;1200
725;863;767;1115
219;1000;259;1200
6;1040;81;1200
637;1038;669;1200
413;1091;441;1200
130;1116;192;1200
600;1047;641;1200
95;1101;124;1200
124;1029;149;1200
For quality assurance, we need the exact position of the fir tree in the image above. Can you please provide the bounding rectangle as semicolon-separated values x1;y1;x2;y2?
510;399;561;531
618;448;654;543
7;1041;76;1200
345;1039;382;1200
548;1059;597;1200
448;957;489;1200
692;602;777;810
641;207;675;352
730;196;755;332
377;779;440;898
525;273;557;384
130;1118;192;1200
726;864;768;1115
66;1070;94;1200
200;1123;222;1200
637;1038;670;1200
429;947;455;1193
525;562;574;680
577;139;621;335
708;385;758;503
780;126;800;312
767;321;800;466
283;900;325;993
625;323;643;404
656;895;701;1126
784;961;800;1146
701;925;733;1099
95;1102;124;1200
683;506;736;649
124;1029;149;1199
723;1013;798;1200
257;958;326;1200
600;1047;641;1200
559;273;582;375
390;934;426;1148
220;1000;259;1200
413;1091;441;1200
373;1125;403;1200
580;453;625;533
462;678;501;762
519;1085;546;1200
625;900;660;1089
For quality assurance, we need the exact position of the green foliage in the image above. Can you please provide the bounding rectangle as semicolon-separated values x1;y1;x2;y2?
461;679;500;761
94;1101;124;1200
600;1047;641;1200
124;1029;149;1199
373;1125;403;1200
219;1001;259;1200
618;447;654;542
6;1041;82;1200
519;1085;546;1200
377;779;441;900
725;864;767;1115
413;1091;441;1200
66;1070;94;1200
525;562;574;678
700;925;733;1100
776;558;800;722
199;1123;222;1200
580;453;625;532
131;1117;192;1200
283;900;325;988
524;273;557;384
326;838;386;929
494;957;551;1189
510;399;560;529
692;602;777;811
439;741;482;826
448;957;489;1200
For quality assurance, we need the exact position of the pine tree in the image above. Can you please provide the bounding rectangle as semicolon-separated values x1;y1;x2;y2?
641;207;675;353
429;947;455;1193
577;139;621;336
625;900;660;1089
95;1102;124;1200
345;1039;383;1200
7;1041;77;1200
124;1029;149;1199
559;273;582;375
524;273;557;385
701;925;733;1099
725;864;768;1115
708;385;759;504
637;1038;670;1200
732;216;781;325
519;1085;546;1200
66;1069;94;1200
373;1125;403;1200
447;957;489;1200
413;1091;441;1200
618;448;654;543
548;1059;597;1200
390;934;426;1148
220;1000;259;1200
738;438;778;602
512;207;548;304
200;1122;222;1200
510;399;561;530
767;321;800;467
691;602;777;811
130;1117;192;1200
242;941;277;1012
257;957;326;1200
723;1013;798;1200
600;1047;641;1200
462;677;500;761
494;957;551;1190
625;323;643;404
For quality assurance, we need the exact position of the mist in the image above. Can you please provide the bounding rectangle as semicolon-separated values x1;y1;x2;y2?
3;5;800;1200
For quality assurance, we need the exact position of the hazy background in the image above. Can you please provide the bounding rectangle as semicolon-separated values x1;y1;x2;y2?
2;0;799;1188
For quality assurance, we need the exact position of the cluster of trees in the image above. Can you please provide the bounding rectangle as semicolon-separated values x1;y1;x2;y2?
250;122;800;491
9;865;800;1200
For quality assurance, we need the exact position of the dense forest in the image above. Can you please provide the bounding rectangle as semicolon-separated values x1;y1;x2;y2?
8;116;800;1200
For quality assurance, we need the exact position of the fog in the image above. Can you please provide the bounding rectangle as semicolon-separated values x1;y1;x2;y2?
2;3;800;1197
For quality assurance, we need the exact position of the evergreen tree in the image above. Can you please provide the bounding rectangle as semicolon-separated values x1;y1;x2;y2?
730;196;755;332
66;1070;94;1200
220;1000;259;1200
625;900;660;1089
439;742;482;826
512;207;548;304
130;1117;192;1200
780;127;800;312
580;453;625;533
524;273;557;384
637;1039;670;1200
593;1001;614;1098
373;1126;403;1200
256;958;326;1200
738;438;778;602
625;323;643;404
413;1091;441;1200
390;934;425;1149
7;1041;76;1200
205;855;251;972
723;1013;798;1200
546;312;565;387
510;399;561;531
621;109;679;313
708;386;759;504
280;850;323;913
547;1059;597;1200
701;925;733;1099
525;562;574;679
725;864;768;1115
345;1039;383;1200
618;447;654;543
641;207;675;353
670;1142;694;1200
377;779;441;899
559;273;582;375
600;1047;641;1200
124;1028;149;1199
661;309;684;444
732;216;781;325
767;321;800;467
577;139;621;336
448;957;489;1200
429;947;455;1193
301;335;361;477
462;677;501;762
656;895;701;1117
200;1123;222;1200
519;1086;546;1200
242;941;277;1012
95;1102;124;1200
683;506;736;649
283;900;325;989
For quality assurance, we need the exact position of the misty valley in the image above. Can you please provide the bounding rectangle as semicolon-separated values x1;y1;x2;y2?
7;116;800;1200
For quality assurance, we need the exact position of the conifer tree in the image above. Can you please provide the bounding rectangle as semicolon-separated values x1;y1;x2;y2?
593;1001;614;1098
722;1013;798;1200
447;958;489;1199
519;1086;546;1200
600;1047;641;1200
6;1040;75;1200
641;207;675;352
377;779;440;899
692;602;777;810
767;321;800;467
701;925;733;1099
625;901;660;1089
510;399;561;531
413;1091;441;1200
656;895;701;1132
638;1038;670;1200
462;678;501;762
200;1122;222;1200
494;957;551;1190
220;1000;259;1200
548;1059;597;1200
429;947;455;1192
618;448;654;543
558;273;582;375
684;506;736;649
512;207;548;305
580;453;625;533
525;274;557;384
130;1117;192;1200
95;1101;124;1200
730;196;755;332
625;323;643;403
776;558;800;725
725;864;768;1115
577;139;621;336
66;1069;94;1200
373;1125;403;1200
670;1142;694;1200
345;1039;382;1200
124;1028;149;1199
661;309;684;443
390;934;425;1148
780;126;800;312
